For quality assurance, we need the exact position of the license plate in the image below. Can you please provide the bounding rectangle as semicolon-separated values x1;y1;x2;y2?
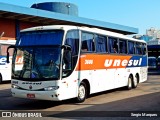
27;94;35;98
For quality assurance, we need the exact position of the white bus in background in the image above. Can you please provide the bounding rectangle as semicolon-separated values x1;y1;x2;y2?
0;40;16;83
7;25;148;102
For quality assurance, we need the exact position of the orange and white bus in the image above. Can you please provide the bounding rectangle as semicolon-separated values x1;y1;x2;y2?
7;25;148;102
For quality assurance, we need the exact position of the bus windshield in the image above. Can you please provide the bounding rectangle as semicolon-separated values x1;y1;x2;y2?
12;30;64;80
12;46;61;80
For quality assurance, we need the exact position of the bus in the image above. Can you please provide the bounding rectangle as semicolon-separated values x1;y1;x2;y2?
7;25;148;102
0;40;16;83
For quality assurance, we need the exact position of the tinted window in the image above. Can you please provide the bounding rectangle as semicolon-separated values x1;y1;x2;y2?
108;37;118;53
95;34;107;53
128;41;135;54
20;30;64;46
119;39;127;54
65;30;79;55
136;42;142;55
81;32;94;52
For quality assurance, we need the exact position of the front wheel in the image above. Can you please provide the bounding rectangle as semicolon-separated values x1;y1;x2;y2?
76;82;87;103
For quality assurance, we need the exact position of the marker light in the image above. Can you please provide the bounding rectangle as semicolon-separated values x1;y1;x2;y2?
11;84;20;89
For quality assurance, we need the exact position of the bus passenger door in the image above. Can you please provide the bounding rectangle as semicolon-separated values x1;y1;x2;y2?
61;74;78;100
60;29;80;99
61;49;78;99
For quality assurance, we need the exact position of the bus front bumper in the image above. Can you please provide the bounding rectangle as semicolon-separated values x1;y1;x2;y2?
11;88;62;101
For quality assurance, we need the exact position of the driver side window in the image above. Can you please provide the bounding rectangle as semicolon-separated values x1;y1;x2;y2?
62;30;79;77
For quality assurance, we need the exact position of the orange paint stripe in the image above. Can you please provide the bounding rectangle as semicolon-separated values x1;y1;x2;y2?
76;54;132;71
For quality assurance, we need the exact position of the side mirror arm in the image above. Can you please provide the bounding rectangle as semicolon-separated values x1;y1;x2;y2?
61;45;71;51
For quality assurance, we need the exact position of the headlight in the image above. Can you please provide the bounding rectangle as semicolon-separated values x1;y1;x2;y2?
44;86;59;91
11;84;20;89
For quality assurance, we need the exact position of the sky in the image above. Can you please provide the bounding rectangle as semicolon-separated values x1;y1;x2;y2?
0;0;160;35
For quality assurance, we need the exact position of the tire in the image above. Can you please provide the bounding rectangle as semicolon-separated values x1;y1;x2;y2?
76;82;87;103
127;75;133;90
0;74;2;84
133;75;138;88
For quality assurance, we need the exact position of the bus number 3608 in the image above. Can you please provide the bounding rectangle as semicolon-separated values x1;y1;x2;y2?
85;60;93;64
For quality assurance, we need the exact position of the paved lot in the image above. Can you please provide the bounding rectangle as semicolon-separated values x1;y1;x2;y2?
0;71;160;119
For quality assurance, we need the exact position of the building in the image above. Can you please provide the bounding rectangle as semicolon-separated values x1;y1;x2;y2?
146;27;160;39
135;27;160;58
0;2;138;41
146;28;160;58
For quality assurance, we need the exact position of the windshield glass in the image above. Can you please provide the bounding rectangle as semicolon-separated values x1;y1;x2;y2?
18;30;63;46
12;46;61;80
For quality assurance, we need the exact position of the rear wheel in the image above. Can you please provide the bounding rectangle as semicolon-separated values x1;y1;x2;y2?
133;74;138;88
127;75;133;90
76;82;87;103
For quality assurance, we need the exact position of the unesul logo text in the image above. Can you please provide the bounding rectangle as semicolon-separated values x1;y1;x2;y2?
104;58;142;67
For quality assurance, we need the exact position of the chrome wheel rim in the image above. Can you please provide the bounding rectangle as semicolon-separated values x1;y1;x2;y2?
78;85;85;100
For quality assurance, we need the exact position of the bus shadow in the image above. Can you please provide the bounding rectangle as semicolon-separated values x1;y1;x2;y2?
0;86;136;110
0;78;159;111
0;87;130;110
47;91;160;118
13;98;77;110
0;88;77;110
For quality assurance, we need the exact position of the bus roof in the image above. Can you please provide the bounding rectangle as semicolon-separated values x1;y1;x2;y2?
0;40;16;45
21;25;146;43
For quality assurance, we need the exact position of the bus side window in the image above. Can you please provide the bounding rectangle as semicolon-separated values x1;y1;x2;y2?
136;42;142;55
108;37;118;53
128;41;135;54
81;32;94;52
81;40;88;52
119;39;127;54
65;30;79;56
95;35;107;53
